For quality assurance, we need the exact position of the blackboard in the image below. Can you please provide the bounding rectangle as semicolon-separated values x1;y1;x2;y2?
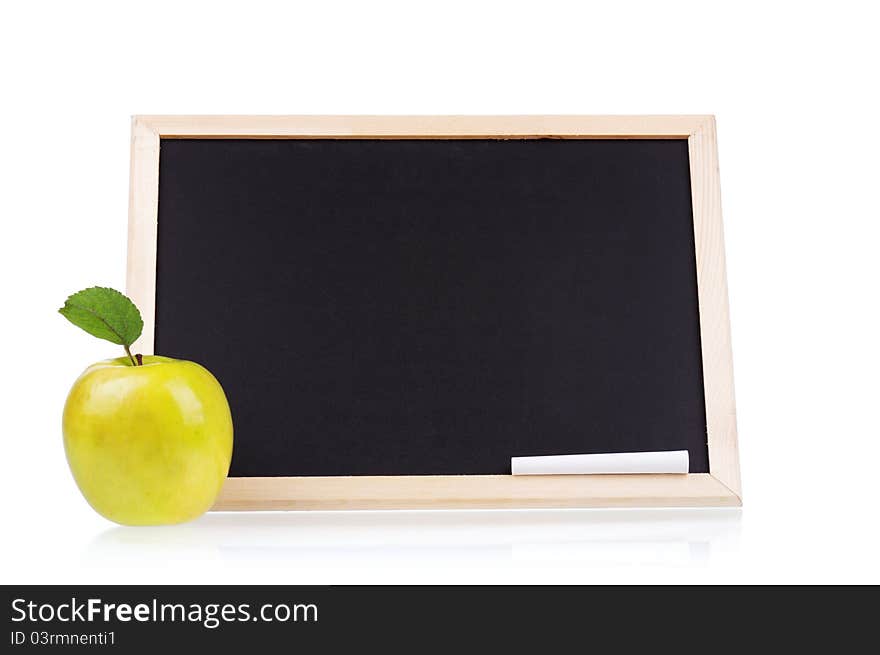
154;137;710;477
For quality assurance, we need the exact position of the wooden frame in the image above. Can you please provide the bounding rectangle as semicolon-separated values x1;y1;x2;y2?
127;115;741;509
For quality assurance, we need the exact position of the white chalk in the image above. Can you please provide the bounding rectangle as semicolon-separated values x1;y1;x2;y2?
511;450;689;475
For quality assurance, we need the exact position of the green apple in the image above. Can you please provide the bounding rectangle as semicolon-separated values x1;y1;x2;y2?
62;356;233;526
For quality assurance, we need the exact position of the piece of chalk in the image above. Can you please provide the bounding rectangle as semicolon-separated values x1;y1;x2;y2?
511;450;689;475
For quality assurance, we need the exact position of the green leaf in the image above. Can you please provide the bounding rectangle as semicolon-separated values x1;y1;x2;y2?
59;287;144;347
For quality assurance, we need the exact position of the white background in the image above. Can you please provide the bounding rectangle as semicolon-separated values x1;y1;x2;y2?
1;1;878;584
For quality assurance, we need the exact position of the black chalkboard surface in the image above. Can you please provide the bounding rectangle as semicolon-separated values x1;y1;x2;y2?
155;138;708;477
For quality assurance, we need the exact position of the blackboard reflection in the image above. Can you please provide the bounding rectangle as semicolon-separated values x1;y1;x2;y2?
84;509;741;571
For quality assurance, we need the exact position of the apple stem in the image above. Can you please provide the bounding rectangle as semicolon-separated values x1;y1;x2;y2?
135;353;143;366
124;345;138;367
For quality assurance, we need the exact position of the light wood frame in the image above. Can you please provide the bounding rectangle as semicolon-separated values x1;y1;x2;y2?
127;115;741;509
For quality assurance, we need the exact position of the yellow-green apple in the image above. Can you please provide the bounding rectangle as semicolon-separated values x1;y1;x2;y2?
62;355;233;525
58;286;232;526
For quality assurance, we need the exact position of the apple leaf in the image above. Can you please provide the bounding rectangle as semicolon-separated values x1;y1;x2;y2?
59;287;144;347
